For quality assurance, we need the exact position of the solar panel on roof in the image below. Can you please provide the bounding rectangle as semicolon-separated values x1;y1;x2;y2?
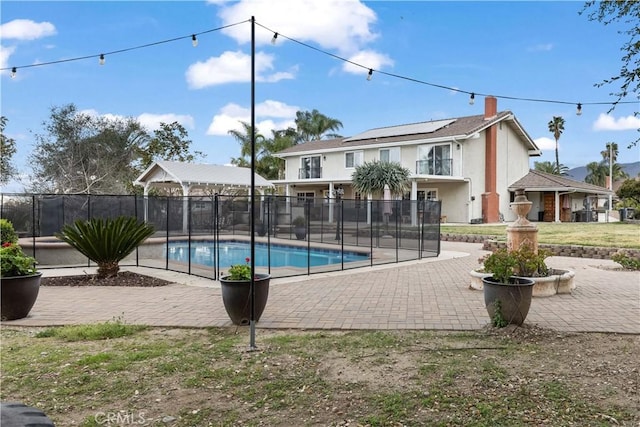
344;119;456;142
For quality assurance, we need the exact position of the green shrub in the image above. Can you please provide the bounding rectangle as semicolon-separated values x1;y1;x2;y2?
612;251;640;270
292;216;306;227
55;216;154;279
0;219;18;245
482;244;550;283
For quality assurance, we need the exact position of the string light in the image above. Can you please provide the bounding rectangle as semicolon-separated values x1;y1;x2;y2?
1;18;634;111
469;93;475;105
253;22;634;109
11;67;16;78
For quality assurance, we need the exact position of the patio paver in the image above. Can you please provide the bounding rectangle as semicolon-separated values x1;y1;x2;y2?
3;241;639;334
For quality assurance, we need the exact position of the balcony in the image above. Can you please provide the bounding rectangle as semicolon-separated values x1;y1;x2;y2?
416;158;452;176
298;167;322;179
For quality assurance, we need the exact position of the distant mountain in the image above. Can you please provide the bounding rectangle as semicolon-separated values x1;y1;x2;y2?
567;161;640;182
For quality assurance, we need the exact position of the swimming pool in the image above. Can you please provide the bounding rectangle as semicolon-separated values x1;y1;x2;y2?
166;240;370;268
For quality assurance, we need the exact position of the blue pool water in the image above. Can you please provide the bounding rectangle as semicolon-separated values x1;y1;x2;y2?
166;240;369;268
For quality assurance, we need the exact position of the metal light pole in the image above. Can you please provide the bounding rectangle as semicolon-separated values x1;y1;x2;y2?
608;142;613;223
334;185;344;241
249;16;257;350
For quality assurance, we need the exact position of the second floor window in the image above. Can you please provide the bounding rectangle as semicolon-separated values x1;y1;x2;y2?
417;144;452;175
380;147;400;163
345;151;364;168
300;156;321;179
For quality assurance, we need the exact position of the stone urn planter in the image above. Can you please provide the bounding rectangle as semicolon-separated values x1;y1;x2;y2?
1;272;43;321
469;268;576;296
219;273;270;325
483;276;535;326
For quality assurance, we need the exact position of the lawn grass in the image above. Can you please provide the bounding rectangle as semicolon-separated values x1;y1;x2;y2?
1;326;637;426
441;222;640;248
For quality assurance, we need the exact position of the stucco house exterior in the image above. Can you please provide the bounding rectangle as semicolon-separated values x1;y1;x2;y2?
273;96;541;224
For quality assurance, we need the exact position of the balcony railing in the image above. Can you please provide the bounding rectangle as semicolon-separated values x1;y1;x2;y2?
298;167;322;179
415;159;452;176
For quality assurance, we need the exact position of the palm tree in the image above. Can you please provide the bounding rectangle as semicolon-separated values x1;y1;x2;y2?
547;116;565;174
295;109;343;142
351;161;411;198
585;161;608;187
534;160;569;175
600;142;629;185
228;121;266;168
56;216;155;279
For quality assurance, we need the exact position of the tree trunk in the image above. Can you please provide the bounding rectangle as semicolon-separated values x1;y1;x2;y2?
97;261;120;279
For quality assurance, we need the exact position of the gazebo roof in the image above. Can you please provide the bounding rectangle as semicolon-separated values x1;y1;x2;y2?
509;170;614;194
134;161;273;192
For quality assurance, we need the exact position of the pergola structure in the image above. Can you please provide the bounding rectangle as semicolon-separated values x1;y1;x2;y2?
133;160;273;231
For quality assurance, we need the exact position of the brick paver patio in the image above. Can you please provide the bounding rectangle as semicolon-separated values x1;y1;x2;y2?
3;242;639;334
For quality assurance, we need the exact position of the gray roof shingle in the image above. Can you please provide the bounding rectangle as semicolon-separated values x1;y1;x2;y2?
509;170;614;194
275;111;535;156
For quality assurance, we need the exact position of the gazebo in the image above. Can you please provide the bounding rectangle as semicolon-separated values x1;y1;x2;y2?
134;161;273;231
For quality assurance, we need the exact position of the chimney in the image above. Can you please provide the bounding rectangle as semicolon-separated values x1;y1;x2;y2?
484;96;497;120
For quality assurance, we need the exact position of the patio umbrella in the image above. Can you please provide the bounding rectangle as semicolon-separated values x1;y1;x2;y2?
383;184;392;226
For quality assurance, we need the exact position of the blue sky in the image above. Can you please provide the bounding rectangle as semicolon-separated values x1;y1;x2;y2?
1;1;638;192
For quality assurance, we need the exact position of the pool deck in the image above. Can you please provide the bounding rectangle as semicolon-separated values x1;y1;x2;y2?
3;241;639;334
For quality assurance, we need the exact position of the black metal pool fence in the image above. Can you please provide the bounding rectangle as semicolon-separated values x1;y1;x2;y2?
0;193;441;280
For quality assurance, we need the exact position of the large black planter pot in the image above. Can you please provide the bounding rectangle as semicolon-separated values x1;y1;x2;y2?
482;276;535;326
294;227;306;240
219;274;270;325
1;272;42;321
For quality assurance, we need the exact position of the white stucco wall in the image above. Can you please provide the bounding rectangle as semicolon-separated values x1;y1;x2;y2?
496;122;533;222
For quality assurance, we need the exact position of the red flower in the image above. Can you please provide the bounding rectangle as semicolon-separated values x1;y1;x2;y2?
245;257;250;263
2;242;12;248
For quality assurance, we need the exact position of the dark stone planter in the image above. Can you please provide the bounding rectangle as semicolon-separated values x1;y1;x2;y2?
219;273;270;325
294;227;306;240
482;276;534;326
1;272;42;321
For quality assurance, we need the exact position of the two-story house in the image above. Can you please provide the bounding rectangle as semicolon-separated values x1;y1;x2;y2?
273;96;541;224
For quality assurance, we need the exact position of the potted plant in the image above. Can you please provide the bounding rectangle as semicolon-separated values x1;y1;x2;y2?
292;216;307;240
1;220;42;321
219;257;270;326
471;244;575;297
481;247;535;327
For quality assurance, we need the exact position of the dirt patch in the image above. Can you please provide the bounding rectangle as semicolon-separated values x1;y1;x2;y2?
41;271;171;287
1;326;638;426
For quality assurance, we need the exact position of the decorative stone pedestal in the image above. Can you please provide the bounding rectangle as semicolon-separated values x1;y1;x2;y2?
507;189;539;252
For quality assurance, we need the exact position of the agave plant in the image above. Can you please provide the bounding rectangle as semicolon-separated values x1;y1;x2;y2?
56;216;155;279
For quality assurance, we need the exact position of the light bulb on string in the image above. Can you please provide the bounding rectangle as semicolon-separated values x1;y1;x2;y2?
271;32;278;45
367;69;373;81
469;93;475;105
191;35;198;47
99;54;105;66
576;103;582;116
11;67;16;78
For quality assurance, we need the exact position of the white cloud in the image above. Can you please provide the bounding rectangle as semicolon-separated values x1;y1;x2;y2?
214;0;378;55
528;43;553;52
0;45;16;75
0;19;56;40
255;100;299;118
137;113;195;132
185;50;295;89
533;137;556;151
206;100;299;136
79;109;194;132
342;50;394;75
593;113;640;131
78;109;128;123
